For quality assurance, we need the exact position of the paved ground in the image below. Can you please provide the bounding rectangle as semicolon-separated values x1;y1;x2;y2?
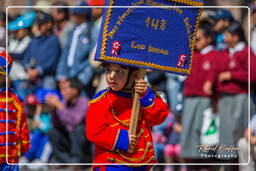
20;165;92;171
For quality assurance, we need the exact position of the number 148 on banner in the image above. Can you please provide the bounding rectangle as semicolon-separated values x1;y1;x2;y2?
94;0;204;75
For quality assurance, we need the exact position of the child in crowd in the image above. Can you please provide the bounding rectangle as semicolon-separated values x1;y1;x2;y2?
151;113;169;163
20;88;61;170
204;21;256;160
24;94;39;132
86;63;169;170
164;113;186;171
0;50;30;170
181;23;220;161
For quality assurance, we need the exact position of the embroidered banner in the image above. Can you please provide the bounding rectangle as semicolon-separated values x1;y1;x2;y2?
94;0;204;75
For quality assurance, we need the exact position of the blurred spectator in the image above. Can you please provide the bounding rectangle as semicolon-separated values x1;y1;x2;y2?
238;114;256;171
180;23;220;161
20;89;61;170
209;9;234;51
34;0;52;14
47;78;90;164
8;11;36;99
164;113;186;171
87;0;107;94
56;1;95;98
204;21;255;162
165;73;184;113
251;5;256;55
0;12;6;48
152;113;169;162
22;12;61;93
25;94;38;116
24;94;39;132
88;0;105;47
51;1;75;49
147;70;167;98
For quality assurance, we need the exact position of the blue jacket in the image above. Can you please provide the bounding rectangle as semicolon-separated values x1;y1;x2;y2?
56;22;94;85
23;34;61;76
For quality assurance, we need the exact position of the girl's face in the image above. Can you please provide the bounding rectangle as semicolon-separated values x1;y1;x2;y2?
223;31;237;48
195;29;210;51
106;64;129;91
16;28;28;40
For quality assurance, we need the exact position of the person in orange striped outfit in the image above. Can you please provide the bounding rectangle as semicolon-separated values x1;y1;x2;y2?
0;50;30;171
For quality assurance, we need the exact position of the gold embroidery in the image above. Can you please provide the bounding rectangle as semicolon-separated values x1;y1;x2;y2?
142;101;155;109
89;90;109;105
0;96;23;156
108;156;155;166
110;119;130;127
145;135;150;138
117;142;151;162
188;7;202;74
111;129;121;151
21;140;30;144
111;109;130;127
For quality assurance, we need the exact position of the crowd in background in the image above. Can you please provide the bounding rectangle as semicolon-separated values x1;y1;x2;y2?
0;0;256;171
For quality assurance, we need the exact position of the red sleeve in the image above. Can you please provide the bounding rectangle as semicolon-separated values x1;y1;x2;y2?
86;100;128;151
19;100;30;154
140;88;169;126
230;49;249;83
206;51;223;84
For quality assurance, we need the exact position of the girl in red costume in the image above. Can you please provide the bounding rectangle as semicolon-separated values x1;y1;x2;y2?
86;63;169;170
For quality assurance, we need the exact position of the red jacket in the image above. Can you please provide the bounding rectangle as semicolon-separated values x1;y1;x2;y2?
184;46;220;97
0;88;30;163
86;88;169;169
207;43;251;94
250;52;256;90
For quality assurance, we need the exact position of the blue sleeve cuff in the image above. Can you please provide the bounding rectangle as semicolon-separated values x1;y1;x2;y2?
139;87;155;108
114;129;129;151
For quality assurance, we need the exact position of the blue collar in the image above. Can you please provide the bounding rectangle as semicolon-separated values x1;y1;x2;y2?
113;91;133;98
0;87;6;92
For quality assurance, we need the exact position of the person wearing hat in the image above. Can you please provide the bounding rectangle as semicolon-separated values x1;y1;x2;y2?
56;1;95;98
8;11;36;100
209;9;234;51
86;63;169;170
22;12;61;93
0;50;30;170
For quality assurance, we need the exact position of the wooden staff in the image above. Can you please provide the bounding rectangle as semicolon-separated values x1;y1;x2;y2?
128;68;146;153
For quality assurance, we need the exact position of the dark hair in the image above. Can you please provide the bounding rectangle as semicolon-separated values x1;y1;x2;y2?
198;22;215;46
224;20;246;43
35;12;54;25
52;1;70;20
68;78;84;94
0;12;6;22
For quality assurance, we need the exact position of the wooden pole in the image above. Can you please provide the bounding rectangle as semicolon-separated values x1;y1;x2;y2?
128;68;146;153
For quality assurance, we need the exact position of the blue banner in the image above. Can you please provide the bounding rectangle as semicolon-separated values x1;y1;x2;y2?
95;0;204;75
